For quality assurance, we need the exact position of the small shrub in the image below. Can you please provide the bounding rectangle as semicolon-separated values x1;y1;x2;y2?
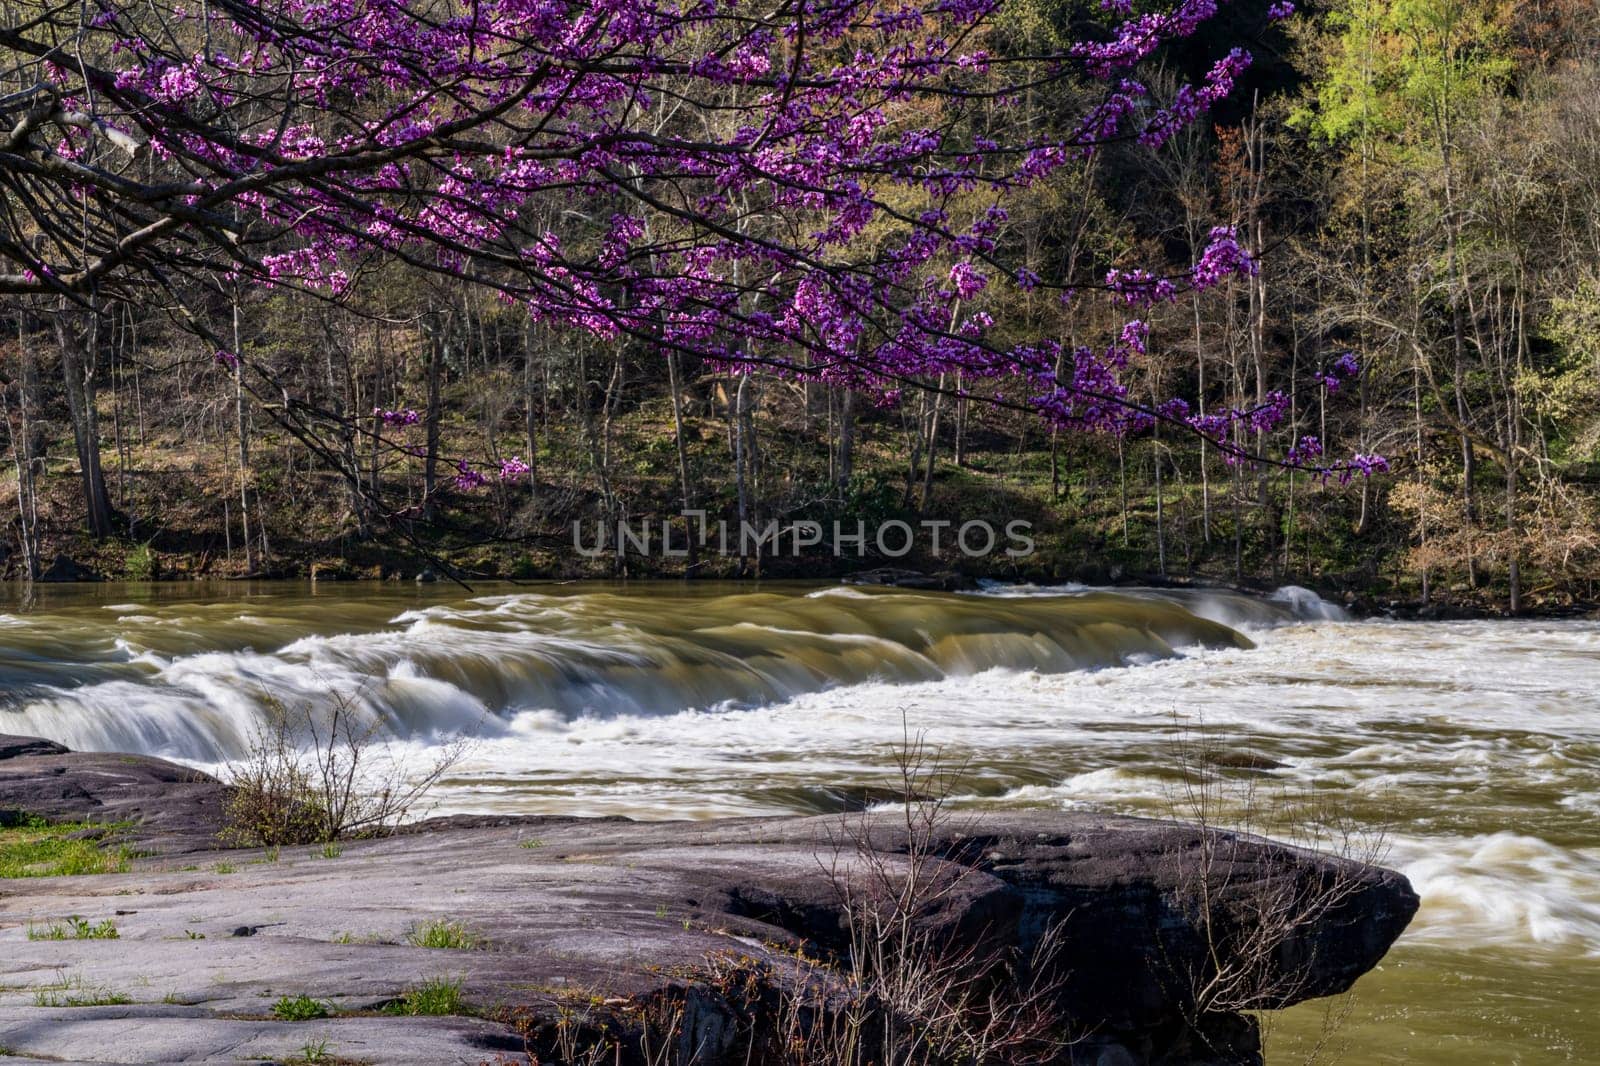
222;688;469;847
406;920;481;950
213;862;237;874
383;975;465;1016
28;916;119;941
320;843;343;859
124;543;156;581
272;993;331;1021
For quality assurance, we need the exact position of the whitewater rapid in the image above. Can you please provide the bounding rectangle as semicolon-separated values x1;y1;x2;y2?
0;582;1278;759
3;579;1599;1062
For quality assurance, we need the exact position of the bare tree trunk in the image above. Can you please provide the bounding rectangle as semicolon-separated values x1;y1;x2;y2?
233;293;257;572
954;372;967;468
1117;437;1130;548
1154;434;1167;577
338;324;367;537
919;375;946;513
838;388;855;492
734;373;751;574
423;327;443;520
523;324;540;506
6;313;42;581
666;351;697;568
52;309;114;539
1506;462;1520;613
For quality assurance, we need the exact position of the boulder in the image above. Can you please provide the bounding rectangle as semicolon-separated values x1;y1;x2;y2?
0;734;70;760
0;750;228;851
38;554;98;582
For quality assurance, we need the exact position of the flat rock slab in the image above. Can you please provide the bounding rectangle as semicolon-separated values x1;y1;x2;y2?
0;741;1419;1064
0;812;1417;1064
0;1007;523;1064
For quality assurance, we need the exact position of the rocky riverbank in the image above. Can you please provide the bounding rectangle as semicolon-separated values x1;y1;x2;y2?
0;737;1417;1065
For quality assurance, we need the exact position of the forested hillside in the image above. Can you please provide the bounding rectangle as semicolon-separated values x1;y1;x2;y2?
2;0;1597;611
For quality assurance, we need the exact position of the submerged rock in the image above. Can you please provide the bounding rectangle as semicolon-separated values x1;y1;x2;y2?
0;739;1417;1065
843;567;977;590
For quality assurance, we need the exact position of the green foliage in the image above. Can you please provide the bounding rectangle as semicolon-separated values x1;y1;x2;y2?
791;474;915;532
383;975;465;1016
272;993;332;1021
405;920;481;950
27;916;119;941
1299;0;1513;151
0;819;131;878
123;542;157;581
1537;277;1600;461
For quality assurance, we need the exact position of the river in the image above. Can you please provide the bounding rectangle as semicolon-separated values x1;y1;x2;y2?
0;580;1594;1062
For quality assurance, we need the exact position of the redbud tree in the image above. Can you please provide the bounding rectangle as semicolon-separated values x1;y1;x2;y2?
0;0;1385;504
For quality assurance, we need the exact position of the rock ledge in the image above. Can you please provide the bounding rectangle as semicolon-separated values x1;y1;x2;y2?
0;737;1417;1065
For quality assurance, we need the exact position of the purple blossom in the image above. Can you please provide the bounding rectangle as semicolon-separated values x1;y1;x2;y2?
452;460;489;491
949;262;988;300
1288;435;1323;462
10;0;1308;478
374;407;422;427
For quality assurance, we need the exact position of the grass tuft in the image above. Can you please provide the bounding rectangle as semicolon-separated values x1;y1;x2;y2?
405;919;481;950
272;993;331;1021
383;975;465;1016
27;916;120;941
32;972;132;1007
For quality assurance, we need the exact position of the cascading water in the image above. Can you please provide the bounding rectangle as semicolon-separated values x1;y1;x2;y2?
0;583;1274;760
